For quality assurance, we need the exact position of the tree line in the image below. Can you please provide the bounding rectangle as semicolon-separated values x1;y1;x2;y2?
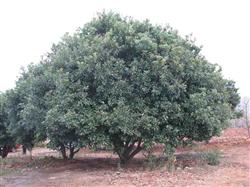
0;12;240;165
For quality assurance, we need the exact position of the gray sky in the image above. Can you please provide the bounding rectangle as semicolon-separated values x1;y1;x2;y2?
0;0;249;97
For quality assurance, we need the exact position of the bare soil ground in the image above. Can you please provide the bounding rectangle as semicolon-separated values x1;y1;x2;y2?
1;128;250;187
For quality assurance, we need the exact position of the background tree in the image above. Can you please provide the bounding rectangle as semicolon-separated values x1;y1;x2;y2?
6;88;35;158
5;63;53;158
0;92;15;158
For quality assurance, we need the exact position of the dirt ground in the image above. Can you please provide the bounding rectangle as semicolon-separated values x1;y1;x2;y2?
1;128;250;187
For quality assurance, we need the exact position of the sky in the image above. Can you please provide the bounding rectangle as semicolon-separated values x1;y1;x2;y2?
0;0;249;97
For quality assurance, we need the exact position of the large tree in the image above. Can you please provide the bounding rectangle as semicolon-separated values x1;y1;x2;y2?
42;12;240;165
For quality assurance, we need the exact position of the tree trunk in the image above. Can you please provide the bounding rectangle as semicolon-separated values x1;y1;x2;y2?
120;158;128;166
119;154;130;166
69;147;74;160
1;146;10;158
29;149;33;160
116;139;143;167
60;145;68;160
22;146;27;155
69;145;80;160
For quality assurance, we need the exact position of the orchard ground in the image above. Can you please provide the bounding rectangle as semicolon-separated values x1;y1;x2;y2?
1;128;249;187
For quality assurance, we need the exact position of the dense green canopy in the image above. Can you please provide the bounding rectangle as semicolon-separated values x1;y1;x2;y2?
1;12;240;163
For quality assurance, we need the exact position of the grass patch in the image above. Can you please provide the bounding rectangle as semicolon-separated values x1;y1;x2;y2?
174;149;222;169
201;149;222;166
143;154;166;170
0;158;22;176
0;157;22;165
0;168;19;176
26;156;64;168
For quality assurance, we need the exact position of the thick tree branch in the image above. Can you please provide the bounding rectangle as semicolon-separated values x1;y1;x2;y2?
73;148;80;154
